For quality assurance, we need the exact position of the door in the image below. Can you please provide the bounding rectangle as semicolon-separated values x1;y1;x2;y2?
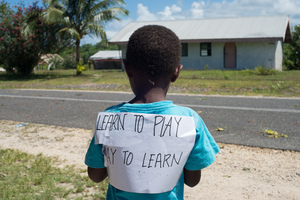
224;42;236;68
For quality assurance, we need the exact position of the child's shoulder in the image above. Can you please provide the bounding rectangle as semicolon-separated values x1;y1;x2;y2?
104;102;128;113
104;101;193;113
166;103;200;117
104;101;198;115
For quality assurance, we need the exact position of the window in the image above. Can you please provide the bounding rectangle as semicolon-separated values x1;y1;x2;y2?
200;43;211;56
181;43;188;57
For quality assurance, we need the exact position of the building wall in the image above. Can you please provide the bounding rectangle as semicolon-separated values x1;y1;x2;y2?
274;40;283;71
236;41;279;70
93;60;122;70
119;46;127;70
180;43;223;70
120;46;127;59
119;41;282;70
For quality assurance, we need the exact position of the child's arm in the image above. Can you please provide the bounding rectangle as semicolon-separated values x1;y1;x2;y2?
87;167;108;183
184;168;201;187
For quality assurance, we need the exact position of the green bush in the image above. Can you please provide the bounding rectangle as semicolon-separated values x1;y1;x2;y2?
253;66;277;75
0;2;64;75
224;75;229;80
204;64;209;70
283;25;300;70
61;55;77;69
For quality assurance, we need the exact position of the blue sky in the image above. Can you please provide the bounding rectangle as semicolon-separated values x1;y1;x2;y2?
8;0;300;45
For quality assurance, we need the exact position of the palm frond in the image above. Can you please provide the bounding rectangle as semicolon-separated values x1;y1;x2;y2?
98;0;126;9
46;7;64;24
85;23;106;38
23;13;39;35
93;7;128;23
59;27;80;39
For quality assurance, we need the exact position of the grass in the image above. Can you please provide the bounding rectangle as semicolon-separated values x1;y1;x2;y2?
172;69;300;96
0;69;300;97
0;148;108;200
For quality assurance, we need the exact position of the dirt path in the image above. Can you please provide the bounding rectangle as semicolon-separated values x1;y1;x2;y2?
0;120;299;200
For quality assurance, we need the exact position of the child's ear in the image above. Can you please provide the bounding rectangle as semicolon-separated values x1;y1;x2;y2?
171;65;183;82
123;59;133;78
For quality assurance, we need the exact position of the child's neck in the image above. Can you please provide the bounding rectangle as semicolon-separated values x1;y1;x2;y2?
129;87;167;104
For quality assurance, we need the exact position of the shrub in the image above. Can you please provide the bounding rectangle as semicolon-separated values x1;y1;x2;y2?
283;25;300;70
61;55;77;69
0;2;63;75
76;61;87;75
204;64;209;70
253;65;277;75
224;75;229;80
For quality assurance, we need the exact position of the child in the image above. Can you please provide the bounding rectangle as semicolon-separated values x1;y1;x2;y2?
85;25;220;200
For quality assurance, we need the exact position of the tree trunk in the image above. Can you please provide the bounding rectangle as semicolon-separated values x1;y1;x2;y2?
75;39;80;64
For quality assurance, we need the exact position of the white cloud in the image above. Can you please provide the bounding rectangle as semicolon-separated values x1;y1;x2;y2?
191;0;299;26
136;4;158;21
273;0;300;15
171;4;182;13
81;18;132;45
106;18;133;39
135;1;298;23
191;1;205;19
158;6;173;20
158;5;182;20
107;18;132;30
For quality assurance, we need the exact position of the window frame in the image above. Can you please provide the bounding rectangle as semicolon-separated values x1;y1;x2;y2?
181;43;188;57
200;43;212;56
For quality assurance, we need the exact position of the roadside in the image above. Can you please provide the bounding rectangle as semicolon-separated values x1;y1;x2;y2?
1;120;299;200
1;69;299;97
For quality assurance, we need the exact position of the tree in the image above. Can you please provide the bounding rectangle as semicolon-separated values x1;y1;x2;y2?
95;40;119;50
283;25;300;70
0;1;69;75
0;0;13;66
80;44;97;64
43;0;129;67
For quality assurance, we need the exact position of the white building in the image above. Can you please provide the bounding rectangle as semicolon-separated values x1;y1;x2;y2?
109;16;292;71
90;50;122;69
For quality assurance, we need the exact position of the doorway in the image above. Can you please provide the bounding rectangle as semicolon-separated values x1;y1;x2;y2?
224;42;236;68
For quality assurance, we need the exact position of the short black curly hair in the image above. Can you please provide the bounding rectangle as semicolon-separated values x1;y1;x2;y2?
126;25;181;78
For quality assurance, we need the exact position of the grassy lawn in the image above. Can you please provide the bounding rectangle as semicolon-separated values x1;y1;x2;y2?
0;149;108;200
0;69;299;97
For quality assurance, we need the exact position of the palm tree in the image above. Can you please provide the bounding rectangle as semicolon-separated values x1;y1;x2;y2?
43;0;129;64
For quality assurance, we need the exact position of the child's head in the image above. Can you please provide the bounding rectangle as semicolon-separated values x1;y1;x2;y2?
125;25;181;79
